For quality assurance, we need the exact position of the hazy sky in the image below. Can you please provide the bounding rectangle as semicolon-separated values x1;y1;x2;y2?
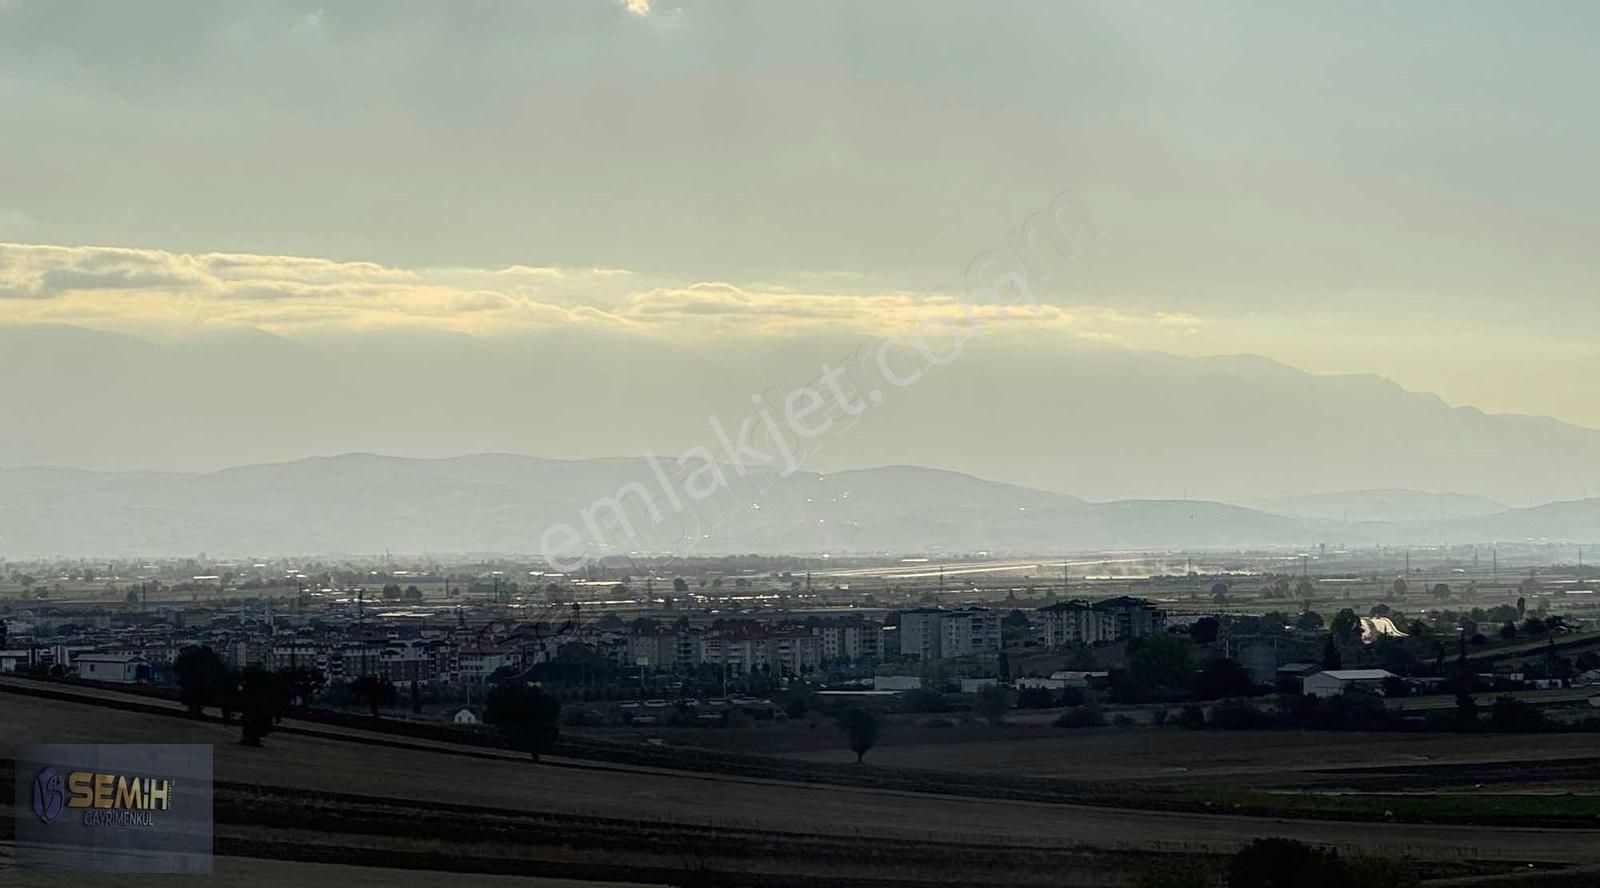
3;1;1599;432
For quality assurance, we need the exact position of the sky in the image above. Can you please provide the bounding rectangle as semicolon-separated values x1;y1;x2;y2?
2;1;1599;449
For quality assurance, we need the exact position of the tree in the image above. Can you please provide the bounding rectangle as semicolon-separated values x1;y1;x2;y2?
237;666;287;747
1391;578;1408;599
1320;635;1343;671
382;583;402;601
1369;602;1392;617
1329;608;1361;644
672;577;689;594
1193;657;1253;700
1128;633;1195;692
835;706;881;764
1451;691;1478;731
975;684;1014;725
1500;621;1518;641
351;675;396;718
1293;579;1317;601
1188;616;1219;646
218;669;242;725
402;585;423;602
279;667;326;707
173;645;228;717
485;682;562;761
1294;611;1324;632
1210;582;1229;604
1380;675;1410;698
1431;583;1452;601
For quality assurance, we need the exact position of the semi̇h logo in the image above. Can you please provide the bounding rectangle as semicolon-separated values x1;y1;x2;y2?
32;767;64;824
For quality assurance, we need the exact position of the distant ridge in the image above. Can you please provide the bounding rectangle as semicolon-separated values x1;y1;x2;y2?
1248;489;1508;523
2;453;1598;558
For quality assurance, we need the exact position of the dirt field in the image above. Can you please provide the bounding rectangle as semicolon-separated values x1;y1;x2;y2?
0;847;664;888
785;727;1600;789
6;689;1600;870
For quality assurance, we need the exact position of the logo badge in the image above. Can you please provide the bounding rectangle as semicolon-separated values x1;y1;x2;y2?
32;767;64;824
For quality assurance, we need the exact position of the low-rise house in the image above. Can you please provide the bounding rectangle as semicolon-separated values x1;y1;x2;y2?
1275;662;1321;691
74;654;150;684
1303;669;1396;698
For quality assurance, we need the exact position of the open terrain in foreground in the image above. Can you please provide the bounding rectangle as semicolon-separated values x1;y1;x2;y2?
5;681;1600;885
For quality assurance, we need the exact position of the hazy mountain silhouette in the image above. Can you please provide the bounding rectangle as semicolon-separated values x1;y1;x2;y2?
2;453;1598;558
4;325;1600;506
1248;489;1508;523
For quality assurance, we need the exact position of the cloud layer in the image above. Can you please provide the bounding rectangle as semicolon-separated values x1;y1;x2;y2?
0;242;1193;342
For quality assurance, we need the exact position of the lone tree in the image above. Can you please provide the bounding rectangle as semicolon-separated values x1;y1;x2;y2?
975;684;1014;726
237;666;287;747
1329;608;1362;644
1320;635;1344;671
351;675;396;719
484;682;562;761
835;706;881;764
174;645;228;717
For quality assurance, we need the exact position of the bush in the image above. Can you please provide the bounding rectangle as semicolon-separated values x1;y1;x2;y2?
1015;686;1059;709
1487;695;1548;733
1053;704;1106;729
1111;714;1136;727
1208;697;1272;730
1132;859;1218;888
1150;707;1169;727
1227;838;1344;888
1304;691;1392;731
899;687;948;714
1176;703;1206;730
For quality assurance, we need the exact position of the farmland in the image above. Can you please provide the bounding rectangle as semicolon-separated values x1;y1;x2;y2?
8;683;1600;885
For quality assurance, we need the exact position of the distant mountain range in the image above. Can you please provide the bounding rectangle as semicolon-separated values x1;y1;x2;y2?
5;325;1600;507
1246;489;1509;523
2;453;1599;558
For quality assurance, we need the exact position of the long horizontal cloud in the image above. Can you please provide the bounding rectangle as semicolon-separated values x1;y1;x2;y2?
0;242;1195;341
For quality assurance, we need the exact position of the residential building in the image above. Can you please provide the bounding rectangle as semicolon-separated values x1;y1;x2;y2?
813;618;881;663
1035;600;1116;647
896;608;1000;661
1093;596;1167;641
